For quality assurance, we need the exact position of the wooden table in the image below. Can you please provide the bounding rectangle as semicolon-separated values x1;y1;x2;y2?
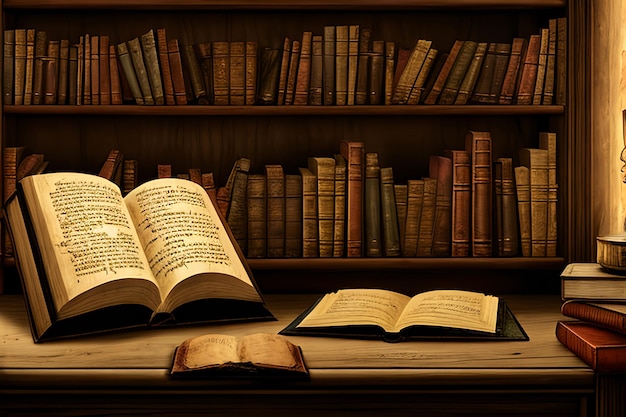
0;294;596;416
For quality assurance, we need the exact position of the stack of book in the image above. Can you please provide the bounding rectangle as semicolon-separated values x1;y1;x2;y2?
557;262;626;372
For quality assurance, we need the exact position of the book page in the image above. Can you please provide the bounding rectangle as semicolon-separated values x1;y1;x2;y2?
22;173;158;317
296;289;411;332
124;178;254;303
395;289;499;333
238;333;299;369
181;334;241;369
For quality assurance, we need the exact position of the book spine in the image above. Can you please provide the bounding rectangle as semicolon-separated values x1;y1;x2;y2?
90;35;99;105
496;157;519;257
466;131;493;257
519;147;548;256
445;150;471;257
285;174;303;258
32;30;47;105
334;25;349;105
99;36;111;105
229;41;246;106
555;17;567;106
157;28;175;106
212;41;230;105
516;34;540;105
346;25;359;105
380;167;401;257
257;47;281;105
532;27;550;105
294;32;312;106
542;19;557;105
561;303;626;334
339;140;364;258
364;152;382;257
368;40;385;105
406;46;438;105
403;179;424;257
246;173;267;258
308;35;323;106
117;42;144;105
140;30;164;105
308;157;336;258
284;40;300;105
355;28;371;105
300;167;319;257
454;42;487;105
438;40;476;105
128;37;153;105
514;166;531;257
470;42;496;104
423;39;464;105
68;43;77;105
43;40;59;105
167;39;187;105
392;39;431;104
416;177;437;257
226;159;250;254
245;41;257;105
487;42;511;104
333;154;346;257
384;41;395;105
108;44;122;105
4;29;14;105
276;37;291;105
429;155;453;257
394;184;408;256
499;38;526;105
266;164;286;258
13;29;25;105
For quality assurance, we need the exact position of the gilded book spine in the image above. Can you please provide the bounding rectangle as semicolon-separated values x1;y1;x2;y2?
466;131;493;257
339;140;364;258
229;41;246;106
308;157;336;258
444;150;470;257
300;167;319;258
364;152;382;257
519;147;549;257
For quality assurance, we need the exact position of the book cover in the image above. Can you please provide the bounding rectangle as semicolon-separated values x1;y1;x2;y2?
438;40;476;105
257;47;281;105
384;41;395;105
128;36;154;105
423;39;464;105
454;42;487;105
284;39;300;105
276;36;291;105
514;165;531;257
380;167;401;257
32;30;47;105
499;37;526;105
117;41;144;105
334;25;349;105
167;39;188;105
406;46;438;105
542;18;557;105
516;34;540;105
212;41;230;105
294;32;312;105
355;28;372;105
193;42;214;105
368;40;385;105
98;35;111;105
308;35;323;106
333;154;347;257
561;263;626;302
265;164;286;258
391;39;432;104
156;28;175;106
429;155;453;257
416;177;437;257
246;173;267;259
322;26;335;105
13;29;25;105
285;173;303;258
561;300;626;335
346;24;360;105
300;167;319;258
444;149;471;257
229;41;246;106
532;27;549;105
3;29;14;105
519;147;548;257
539;132;558;257
466;131;493;257
245;41;257;105
364;152;382;257
339;140;365;258
226;158;251;254
308;157;336;258
90;35;99;105
403;179;424;257
494;158;519;257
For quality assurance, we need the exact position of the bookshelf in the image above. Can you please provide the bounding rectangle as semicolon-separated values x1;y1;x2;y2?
0;0;591;295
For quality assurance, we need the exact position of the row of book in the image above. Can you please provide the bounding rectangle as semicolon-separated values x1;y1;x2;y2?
3;17;566;107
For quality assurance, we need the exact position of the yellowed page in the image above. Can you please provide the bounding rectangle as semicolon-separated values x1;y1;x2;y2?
182;334;240;368
124;178;254;306
21;173;158;318
296;289;411;332
395;289;499;333
238;333;298;369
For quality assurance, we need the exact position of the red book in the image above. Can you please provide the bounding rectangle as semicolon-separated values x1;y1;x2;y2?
561;300;626;334
556;320;626;372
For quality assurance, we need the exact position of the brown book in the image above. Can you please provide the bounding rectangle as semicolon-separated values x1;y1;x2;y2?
516;34;540;105
128;36;154;105
300;167;318;258
140;29;164;105
217;158;247;218
532;28;550;105
276;37;291;105
265;164;286;258
226;158;251;254
444;149;471;257
43;40;59;105
556;321;626;373
406;46;437;105
90;35;99;105
416;177;437;258
339;140;364;258
392;39;432;104
429;155;452;257
438;40;476;105
121;159;138;195
193;42;214;105
454;42;487;105
76;35;84;105
542;19;557;105
188;169;202;185
355;28;372;105
539;131;557;256
394;184;408;256
465;131;492;257
346;24;359;105
212;41;230;105
201;172;217;201
294;32;312;105
245;41;257;105
494;157;519;257
182;43;209;104
57;39;70;104
469;42;496;104
98;35;110;105
156;28;175;106
562;301;626;335
157;164;172;178
3;146;25;203
108;44;122;105
486;43;511;104
368;40;385;105
333;154;346;257
68;43;78;105
419;50;448;104
514;166;531;257
555;16;567;106
171;333;308;378
23;29;36;105
32;30;47;105
284;40;300;105
98;149;124;182
308;35;323;106
4;29;14;105
308;157;336;258
334;25;349;105
391;47;411;100
403;179;423;257
246;173;267;259
322;26;335;105
380;167;400;257
16;153;46;181
383;41;395;105
256;47;281;105
364;152;381;257
116;41;144;105
167;39;187;105
499;37;526;105
285;173;303;258
229;41;246;106
519;147;548;257
13;29;26;105
422;39;463;105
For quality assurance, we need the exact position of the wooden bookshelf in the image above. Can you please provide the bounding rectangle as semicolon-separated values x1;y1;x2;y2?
0;0;592;295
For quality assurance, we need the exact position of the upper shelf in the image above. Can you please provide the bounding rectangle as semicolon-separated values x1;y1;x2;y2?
2;0;566;10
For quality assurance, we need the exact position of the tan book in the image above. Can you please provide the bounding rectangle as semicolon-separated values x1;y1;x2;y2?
23;29;36;105
438;40;476;105
391;39;432;104
4;172;272;342
394;184;408;256
90;35;100;105
539;132;557;256
127;37;154;105
368;40;385;105
140;29;164;105
384;41;395;105
542;19;557;105
516;34;540;105
532;28;550;105
57;39;70;105
555;16;567;106
294;32;312;105
212;41;230;105
156;28;175;106
514;166;531;257
193;42;214;105
32;30;47;105
245;41;257;105
43;40;59;105
322;26;335;105
13;29;26;105
167;39;187;105
3;29;14;105
429;155;452;257
266;164;286;258
285;174;303;258
423;39;463;105
339;140;364;258
3;146;25;203
364;152;381;257
355;28;372;105
334;25;349;105
519;147;548;257
454;42;487;105
98;35;110;105
465;131;492;257
246;173;266;259
333;154;346;257
284;39;300;105
276;36;291;105
226;158;251;254
494;158;519;257
416;177;437;258
229;41;246;106
406;46;438;105
380;167;400;257
444;149;471;257
300;167;318;258
171;333;307;378
308;35;323;106
116;42;144;105
308;157;336;258
108;44;122;104
498;37;526;105
346;24;359;105
182;43;209;104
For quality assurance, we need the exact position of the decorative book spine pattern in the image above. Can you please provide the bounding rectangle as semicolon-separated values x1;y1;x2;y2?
514;166;531;257
265;164;286;258
285;174;303;258
246;173;267;258
300;167;318;258
454;42;487;105
403;179;424;257
384;41;395;105
542;19;557;105
406;46;437;105
333;154;346;257
308;156;336;258
519;147;548;257
445;149;471;257
245;41;257;105
340;140;364;258
516;34;540;105
466;131;492;257
212;41;230;105
322;27;335;106
23;29;35;105
308;35;323;106
13;29;25;105
156;28;175;106
429;155;453;257
499;38;526;105
392;39;431;104
532;27;550;105
416;177;437;257
364;152;382;257
380;167;401;257
294;32;312;106
334;25;349;105
229;41;246;106
4;29;14;105
539;131;558;256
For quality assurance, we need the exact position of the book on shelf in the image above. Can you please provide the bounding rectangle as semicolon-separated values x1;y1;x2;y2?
157;164;172;178
419;49;448;104
76;35;85;105
284;39;300;105
384;41;395;105
229;41;246;106
294;31;312;106
308;35;323;106
391;39;432;105
167;38;187;105
561;263;626;302
403;179;424;257
245;41;257;105
514;165;531;257
193;42;214;105
406;46;438;105
394;184;408;256
265;164;286;258
99;35;111;105
108;43;122;105
494;157;519;257
42;40;59;105
98;149;124;183
127;36;154;105
117;41;144;105
90;35;99;105
346;25;360;105
515;34;540;105
422;39;463;105
280;288;528;342
519;147;548;257
276;36;291;105
438;40;477;105
226;158;251;254
556;320;626;372
532;27;550;105
4;172;273;342
334;25;349;105
308;156;336;258
332;154;346;257
216;158;246;218
561;300;626;335
17;153;48;181
390;46;411;101
444;149;470;257
212;41;230;105
3;146;25;203
4;29;15;104
183;42;210;105
429;155;452;257
171;332;308;379
300;166;318;258
201;172;217;201
156;28;175;106
368;40;385;105
122;159;138;195
379;167;401;257
469;42;497;104
498;37;526;105
322;26;335;105
32;30;47;105
416;177;437;257
555;16;567;106
364;152;382;257
339;140;364;258
68;44;78;104
466;131;493;257
257;47;281;105
539;132;558;256
23;28;36;105
12;29;25;105
284;173;303;258
454;41;487;105
542;18;557;105
487;42;511;104
246;173;267;259
355;28;372;105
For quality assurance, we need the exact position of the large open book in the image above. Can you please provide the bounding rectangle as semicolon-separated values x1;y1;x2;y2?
280;289;528;342
5;172;274;342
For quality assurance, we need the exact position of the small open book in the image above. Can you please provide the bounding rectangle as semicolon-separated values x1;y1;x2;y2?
280;288;528;342
170;333;308;378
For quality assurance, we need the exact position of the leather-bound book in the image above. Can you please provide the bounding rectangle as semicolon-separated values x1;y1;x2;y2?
532;28;550;105
384;41;395;105
514;166;531;257
157;164;172;179
498;37;526;104
3;146;25;202
76;35;84;105
346;24;359;105
539;132;557;256
226;158;251;254
229;41;246;105
300;167;319;258
380;167;401;257
13;29;25;105
429;155;452;257
98;149;124;183
422;39;463;105
392;39;432;104
364;152;382;257
469;42;496;104
555;17;567;106
32;30;47;105
156;28;175;105
406;46;437;105
308;157;336;258
88;34;98;105
403;179;424;257
519;147;548;256
391;47;411;100
108;44;122;104
438;40;476;105
419;50;447;104
444;149;471;257
122;159;138;195
368;40;385;105
98;35;110;105
43;40;59;105
245;41;257;105
322;26;335;105
394;184;408;256
515;34;540;105
416;177;437;257
334;25;349;105
542;19;557;105
23;29;35;105
308;35;323;106
128;36;153;105
339;140;364;258
284;39;300;105
561;300;626;335
355;28;371;105
454;42;487;105
256;47;281;105
276;36;291;105
217;158;247;218
4;29;14;105
182;43;209;104
193;42;214;104
285;173;303;258
16;153;46;181
68;44;77;105
201;172;217;201
211;42;231;105
247;173;267;259
140;29;164;105
57;39;70;105
167;39;187;105
117;41;144;105
494;157;519;257
486;43;511;104
332;154;346;257
465;131;493;257
294;32;312;105
265;164;286;258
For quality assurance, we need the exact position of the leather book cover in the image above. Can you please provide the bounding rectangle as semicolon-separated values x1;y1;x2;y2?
561;301;626;335
423;39;463;105
355;28;372;105
403;179;424;257
429;155;453;257
499;37;526;104
516;34;540;105
416;177;437;257
13;29;25;105
394;184;408;256
494;157;519;257
368;40;385;105
23;29;35;105
57;39;70;105
245;41;257;105
156;28;175;105
193;42;214;105
346;24;359;105
140;29;164;105
247;173;267;259
332;154;346;257
406;46;437;105
465;131;493;257
211;41;230;105
256;47;281;105
487;42;511;104
68;44;77;105
308;35;323;105
308;157;336;258
128;36;154;105
284;39;300;105
514;166;531;257
117;41;144;105
43;40;59;105
392;39;431;104
542;18;557;105
108;44;122;104
454;41;487;105
167;39;188;105
226;159;251;253
182;43;209;104
364;152;382;257
4;29;14;105
90;35;99;104
285;173;303;258
532;27;550;105
384;41;395;105
519;147;548;256
470;42;497;104
276;36;291;105
438;40;476;105
265;164;286;258
229;41;246;105
299;167;319;258
32;30;47;105
380;167;401;257
294;32;312;105
539;132;557;256
99;35;111;105
339;140;364;258
334;25;349;105
322;26;335;105
444;149;470;257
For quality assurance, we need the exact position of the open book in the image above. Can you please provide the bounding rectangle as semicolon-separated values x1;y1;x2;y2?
4;172;274;342
170;333;308;378
280;289;528;342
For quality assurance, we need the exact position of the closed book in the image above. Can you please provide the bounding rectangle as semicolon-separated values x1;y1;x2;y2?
229;41;246;106
403;179;424;257
444;150;471;257
90;35;100;105
391;47;411;102
556;320;626;372
76;35;83;105
167;39;187;105
265;164;286;258
122;159;138;195
68;44;77;105
108;44;122;105
3;146;25;203
561;263;626;302
555;16;567;106
469;42;497;104
419;50;448;104
423;39;463;105
4;29;14;105
466;131;493;257
532;27;550;105
32;30;47;105
193;42;214;104
308;157;336;258
300;167;318;258
561;300;626;335
406;46;437;105
294;32;312;105
416;177;437;258
257;47;281;105
539;132;558;257
355;28;372;105
285;174;303;258
514;166;531;257
201;172;217;201
43;40;59;105
139;30;164;105
23;29;35;105
364;152;382;257
226;158;251;254
99;36;111;105
98;149;124;184
392;39;432;104
247;174;267;259
284;40;300;105
156;28;175;105
245;41;257;105
429;155;452;257
13;29;25;105
494;157;519;257
519;147;548;257
516;34;540;105
368;40;385;105
334;25;349;105
499;38;526;105
322;27;335;105
333;154;346;257
542;19;557;105
394;184;408;256
117;41;144;105
308;35;323;106
128;36;154;105
217;158;245;218
383;41;395;105
212;41;230;105
380;167;400;257
276;37;291;105
346;25;359;105
454;42;487;105
438;40;476;105
487;43;511;104
339;140;365;258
